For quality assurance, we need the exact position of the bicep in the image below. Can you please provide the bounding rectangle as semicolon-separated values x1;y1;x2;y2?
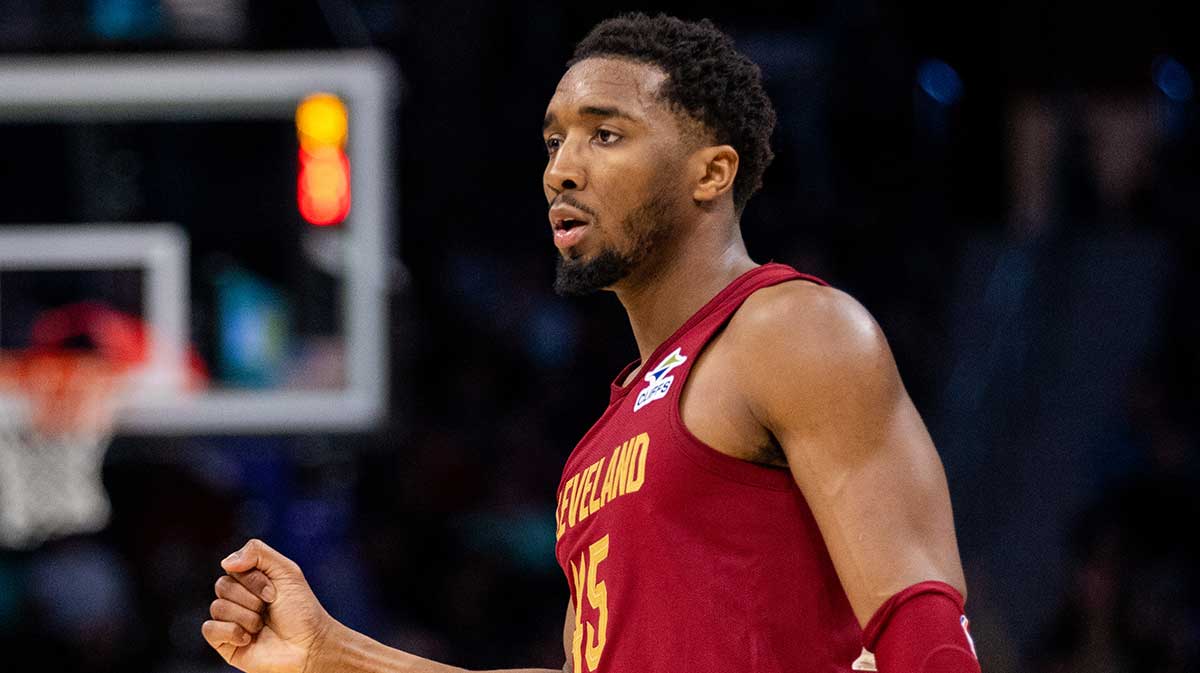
747;289;966;626
784;378;965;625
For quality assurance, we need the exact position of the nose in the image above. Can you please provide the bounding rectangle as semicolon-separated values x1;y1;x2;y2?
544;138;586;194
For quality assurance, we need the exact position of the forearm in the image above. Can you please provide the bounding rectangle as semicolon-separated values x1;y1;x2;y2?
311;620;560;673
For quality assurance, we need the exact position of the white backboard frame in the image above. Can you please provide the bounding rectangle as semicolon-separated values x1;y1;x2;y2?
0;52;399;434
0;224;190;397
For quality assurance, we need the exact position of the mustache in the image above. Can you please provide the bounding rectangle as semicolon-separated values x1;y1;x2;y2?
550;194;599;221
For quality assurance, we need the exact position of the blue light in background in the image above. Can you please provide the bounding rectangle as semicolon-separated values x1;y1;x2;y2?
1154;57;1194;102
917;59;963;106
89;0;162;41
215;267;291;388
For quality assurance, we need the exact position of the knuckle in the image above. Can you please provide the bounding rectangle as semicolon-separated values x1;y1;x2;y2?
284;558;303;577
203;620;225;640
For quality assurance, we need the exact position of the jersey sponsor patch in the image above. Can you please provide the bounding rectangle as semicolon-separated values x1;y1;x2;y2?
851;648;877;671
633;347;687;412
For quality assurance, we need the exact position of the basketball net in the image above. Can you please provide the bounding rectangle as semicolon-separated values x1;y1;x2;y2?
0;351;125;549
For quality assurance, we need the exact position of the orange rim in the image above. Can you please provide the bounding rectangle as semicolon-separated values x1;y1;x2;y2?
0;349;127;438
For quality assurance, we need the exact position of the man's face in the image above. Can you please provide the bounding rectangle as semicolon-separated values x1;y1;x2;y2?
542;58;692;296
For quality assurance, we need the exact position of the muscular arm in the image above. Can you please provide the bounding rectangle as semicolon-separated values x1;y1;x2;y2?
306;623;567;673
203;539;572;673
307;601;573;673
733;284;966;626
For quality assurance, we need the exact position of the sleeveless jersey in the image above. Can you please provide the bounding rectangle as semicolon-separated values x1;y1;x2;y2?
554;263;864;672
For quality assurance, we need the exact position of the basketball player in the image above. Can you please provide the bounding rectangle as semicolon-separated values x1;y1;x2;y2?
204;14;981;673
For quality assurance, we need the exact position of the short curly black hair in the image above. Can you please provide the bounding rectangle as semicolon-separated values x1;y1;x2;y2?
570;13;776;213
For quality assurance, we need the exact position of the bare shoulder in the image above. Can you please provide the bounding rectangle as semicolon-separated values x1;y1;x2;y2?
724;280;900;423
728;280;888;368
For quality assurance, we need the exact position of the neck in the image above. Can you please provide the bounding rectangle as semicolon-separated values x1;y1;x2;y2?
614;220;756;365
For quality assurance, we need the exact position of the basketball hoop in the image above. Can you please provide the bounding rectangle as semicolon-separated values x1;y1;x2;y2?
0;349;127;549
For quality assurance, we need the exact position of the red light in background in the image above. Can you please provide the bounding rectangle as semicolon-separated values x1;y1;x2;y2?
296;93;351;226
297;147;351;226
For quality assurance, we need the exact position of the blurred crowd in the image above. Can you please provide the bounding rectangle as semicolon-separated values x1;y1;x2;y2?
0;1;1198;672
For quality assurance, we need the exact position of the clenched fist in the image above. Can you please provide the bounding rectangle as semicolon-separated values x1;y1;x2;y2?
202;539;338;673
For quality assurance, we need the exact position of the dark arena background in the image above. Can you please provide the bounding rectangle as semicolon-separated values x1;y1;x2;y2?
0;1;1197;672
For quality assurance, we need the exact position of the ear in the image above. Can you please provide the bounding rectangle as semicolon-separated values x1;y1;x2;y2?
691;145;739;205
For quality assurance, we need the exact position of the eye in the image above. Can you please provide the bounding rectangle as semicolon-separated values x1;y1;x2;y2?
595;129;621;145
545;135;563;154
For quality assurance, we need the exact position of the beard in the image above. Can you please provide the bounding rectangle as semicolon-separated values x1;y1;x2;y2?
553;184;676;297
552;246;631;297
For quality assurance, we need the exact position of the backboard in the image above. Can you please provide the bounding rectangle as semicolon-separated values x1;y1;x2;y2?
0;52;400;434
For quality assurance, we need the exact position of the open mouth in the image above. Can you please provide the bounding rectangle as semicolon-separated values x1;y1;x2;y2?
549;203;595;249
552;218;591;250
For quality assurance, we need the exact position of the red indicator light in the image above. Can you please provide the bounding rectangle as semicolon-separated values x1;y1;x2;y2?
296;93;351;226
297;147;351;226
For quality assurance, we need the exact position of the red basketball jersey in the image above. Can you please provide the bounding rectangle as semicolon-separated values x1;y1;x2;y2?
554;263;865;672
